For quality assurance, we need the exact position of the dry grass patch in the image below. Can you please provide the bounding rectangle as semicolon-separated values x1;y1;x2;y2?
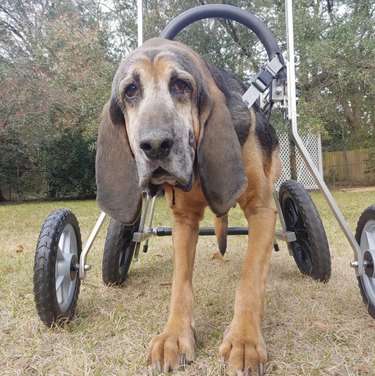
1;190;375;375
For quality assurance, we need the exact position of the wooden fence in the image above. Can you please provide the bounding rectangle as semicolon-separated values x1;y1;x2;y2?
322;149;375;185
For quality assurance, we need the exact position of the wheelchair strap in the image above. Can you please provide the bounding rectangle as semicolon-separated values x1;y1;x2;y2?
242;54;285;109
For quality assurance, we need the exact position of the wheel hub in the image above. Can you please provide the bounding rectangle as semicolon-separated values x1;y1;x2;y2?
364;250;375;278
57;253;78;281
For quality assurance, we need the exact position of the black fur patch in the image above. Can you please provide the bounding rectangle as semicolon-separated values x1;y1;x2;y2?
207;64;279;155
255;108;279;156
206;64;250;147
109;97;125;126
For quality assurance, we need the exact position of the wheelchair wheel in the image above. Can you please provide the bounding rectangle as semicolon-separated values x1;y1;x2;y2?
355;205;375;319
34;209;81;327
102;217;140;286
279;180;331;282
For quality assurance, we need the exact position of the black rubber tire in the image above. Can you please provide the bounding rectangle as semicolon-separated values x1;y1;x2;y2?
355;205;375;319
279;180;331;282
34;209;82;327
102;217;140;286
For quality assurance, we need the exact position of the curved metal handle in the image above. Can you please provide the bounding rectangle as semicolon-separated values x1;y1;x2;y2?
160;4;282;61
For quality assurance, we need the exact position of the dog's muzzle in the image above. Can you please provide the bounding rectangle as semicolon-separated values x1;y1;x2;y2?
137;128;194;192
139;130;174;161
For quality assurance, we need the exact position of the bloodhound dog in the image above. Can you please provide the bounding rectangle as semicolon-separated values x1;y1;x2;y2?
96;38;281;375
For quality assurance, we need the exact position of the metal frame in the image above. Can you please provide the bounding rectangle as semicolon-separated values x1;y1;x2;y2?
284;0;363;275
78;0;364;280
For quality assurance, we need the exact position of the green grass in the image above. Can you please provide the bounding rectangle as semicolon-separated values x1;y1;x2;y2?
1;189;375;375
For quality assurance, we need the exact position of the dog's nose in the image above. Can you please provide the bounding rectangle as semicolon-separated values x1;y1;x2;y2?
139;130;174;160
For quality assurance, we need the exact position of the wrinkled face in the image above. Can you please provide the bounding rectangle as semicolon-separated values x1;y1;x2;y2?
112;41;207;192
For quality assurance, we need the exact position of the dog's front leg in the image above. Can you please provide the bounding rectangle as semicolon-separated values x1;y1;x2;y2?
147;187;204;373
219;204;277;376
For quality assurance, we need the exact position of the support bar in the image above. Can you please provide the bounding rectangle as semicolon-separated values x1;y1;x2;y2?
152;226;296;242
79;211;107;279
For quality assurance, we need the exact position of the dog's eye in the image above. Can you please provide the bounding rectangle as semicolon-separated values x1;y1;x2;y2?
124;84;139;99
170;79;190;95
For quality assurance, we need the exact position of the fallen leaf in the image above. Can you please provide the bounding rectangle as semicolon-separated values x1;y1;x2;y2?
16;244;24;253
313;321;330;332
1;267;14;274
211;252;228;263
160;282;172;287
357;364;370;374
212;252;221;260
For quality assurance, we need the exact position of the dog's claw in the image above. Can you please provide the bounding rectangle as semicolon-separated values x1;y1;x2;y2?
180;353;186;367
258;362;265;376
218;356;264;376
163;363;170;374
147;366;159;376
156;361;162;373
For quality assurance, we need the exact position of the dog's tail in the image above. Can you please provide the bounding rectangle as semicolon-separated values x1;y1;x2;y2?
215;215;228;256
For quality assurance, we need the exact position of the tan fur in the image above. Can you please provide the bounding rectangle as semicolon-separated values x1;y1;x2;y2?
147;124;281;374
219;133;280;373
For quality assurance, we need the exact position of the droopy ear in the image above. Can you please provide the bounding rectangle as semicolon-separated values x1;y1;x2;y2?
96;98;142;224
198;93;248;218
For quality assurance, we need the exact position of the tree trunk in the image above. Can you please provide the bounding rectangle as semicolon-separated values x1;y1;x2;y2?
0;188;6;202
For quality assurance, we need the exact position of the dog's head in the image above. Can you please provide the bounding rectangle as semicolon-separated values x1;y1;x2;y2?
96;38;247;224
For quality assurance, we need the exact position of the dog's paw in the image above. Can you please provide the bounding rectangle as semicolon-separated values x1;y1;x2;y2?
147;326;196;373
219;326;267;376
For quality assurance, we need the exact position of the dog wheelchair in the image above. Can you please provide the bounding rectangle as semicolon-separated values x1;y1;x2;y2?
33;2;375;327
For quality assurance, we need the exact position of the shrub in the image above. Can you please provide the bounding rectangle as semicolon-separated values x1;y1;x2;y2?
41;130;96;198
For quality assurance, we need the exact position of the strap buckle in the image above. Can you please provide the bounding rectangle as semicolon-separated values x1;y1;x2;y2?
242;54;285;109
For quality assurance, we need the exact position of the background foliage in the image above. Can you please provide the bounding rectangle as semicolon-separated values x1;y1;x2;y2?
0;0;374;199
